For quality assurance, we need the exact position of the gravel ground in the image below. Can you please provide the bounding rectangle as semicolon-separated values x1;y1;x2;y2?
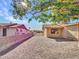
0;31;33;56
0;33;79;59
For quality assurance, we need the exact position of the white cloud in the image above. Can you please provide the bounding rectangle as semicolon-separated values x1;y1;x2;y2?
0;6;28;24
5;16;29;28
2;8;9;16
0;11;4;16
0;7;9;17
5;16;26;23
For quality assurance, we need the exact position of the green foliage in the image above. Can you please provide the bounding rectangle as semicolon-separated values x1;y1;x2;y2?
12;0;79;23
34;0;79;24
12;0;31;20
35;12;50;23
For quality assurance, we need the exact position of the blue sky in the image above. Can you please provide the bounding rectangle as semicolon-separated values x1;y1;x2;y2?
0;0;43;30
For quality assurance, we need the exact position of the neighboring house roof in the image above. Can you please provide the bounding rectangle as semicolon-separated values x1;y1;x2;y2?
43;23;79;29
43;24;64;29
60;22;79;27
0;23;28;30
10;24;28;30
0;23;17;27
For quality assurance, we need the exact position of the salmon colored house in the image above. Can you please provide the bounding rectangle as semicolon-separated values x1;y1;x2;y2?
0;23;29;37
43;23;79;40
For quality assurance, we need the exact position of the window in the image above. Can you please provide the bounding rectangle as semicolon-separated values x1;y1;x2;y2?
3;28;7;36
51;28;58;34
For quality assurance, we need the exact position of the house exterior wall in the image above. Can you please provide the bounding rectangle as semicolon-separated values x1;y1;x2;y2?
44;27;64;38
44;28;48;37
16;28;27;35
0;28;3;37
63;25;79;40
7;28;16;37
0;28;16;37
0;24;28;37
43;23;79;40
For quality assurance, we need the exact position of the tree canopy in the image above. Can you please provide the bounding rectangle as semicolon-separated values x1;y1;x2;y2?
12;0;31;20
12;0;79;24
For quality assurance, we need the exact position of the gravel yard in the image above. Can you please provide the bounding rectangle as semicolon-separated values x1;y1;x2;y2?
0;33;79;59
0;31;33;56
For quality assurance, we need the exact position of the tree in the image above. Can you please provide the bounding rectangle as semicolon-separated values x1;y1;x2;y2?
12;0;31;20
33;0;79;24
11;0;79;24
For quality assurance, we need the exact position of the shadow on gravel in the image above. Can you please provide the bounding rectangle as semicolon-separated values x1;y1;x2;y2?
49;37;77;42
0;36;33;56
55;39;77;42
